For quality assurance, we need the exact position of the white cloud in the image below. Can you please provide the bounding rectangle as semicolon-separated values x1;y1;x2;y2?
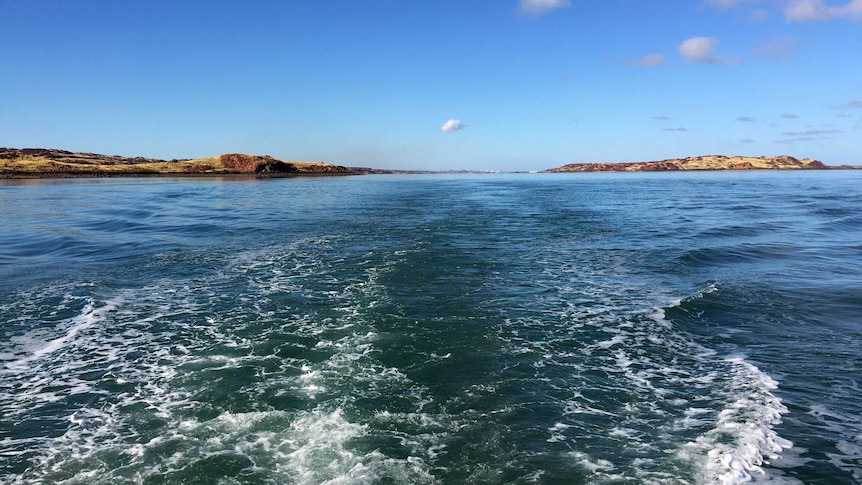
519;0;571;15
439;119;466;133
627;53;668;67
785;0;862;22
781;113;800;119
678;37;730;64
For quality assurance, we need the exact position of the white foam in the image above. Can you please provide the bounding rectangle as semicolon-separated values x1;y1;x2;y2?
547;422;572;443
596;334;626;349
569;451;616;473
683;357;796;485
3;298;120;372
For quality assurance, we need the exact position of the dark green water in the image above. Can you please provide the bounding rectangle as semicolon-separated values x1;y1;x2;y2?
1;172;860;484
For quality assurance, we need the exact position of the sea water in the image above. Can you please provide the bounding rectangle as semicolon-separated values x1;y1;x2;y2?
1;171;860;484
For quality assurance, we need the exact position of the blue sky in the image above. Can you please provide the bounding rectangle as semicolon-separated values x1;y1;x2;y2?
2;0;861;171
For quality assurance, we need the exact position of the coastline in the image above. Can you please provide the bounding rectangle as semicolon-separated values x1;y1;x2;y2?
543;155;858;173
2;148;859;178
0;148;362;179
0;171;361;180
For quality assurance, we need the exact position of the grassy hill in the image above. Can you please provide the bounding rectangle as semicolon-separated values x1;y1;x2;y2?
545;155;844;172
0;148;357;177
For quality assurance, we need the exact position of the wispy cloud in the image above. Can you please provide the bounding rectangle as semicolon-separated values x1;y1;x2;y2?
753;37;800;61
751;9;770;20
736;116;758;122
740;138;756;143
834;99;862;109
782;129;843;135
663;127;689;132
627;53;668;67
785;0;862;22
652;115;672;120
678;37;736;64
702;0;759;9
702;0;772;20
781;113;800;119
439;119;466;133
775;127;843;144
519;0;571;15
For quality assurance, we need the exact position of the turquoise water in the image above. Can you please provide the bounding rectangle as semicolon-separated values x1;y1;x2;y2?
1;172;860;484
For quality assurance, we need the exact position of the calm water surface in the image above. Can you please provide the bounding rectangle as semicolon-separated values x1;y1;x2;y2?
1;172;861;484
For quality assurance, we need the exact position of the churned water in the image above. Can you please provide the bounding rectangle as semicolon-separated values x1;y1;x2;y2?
1;171;860;484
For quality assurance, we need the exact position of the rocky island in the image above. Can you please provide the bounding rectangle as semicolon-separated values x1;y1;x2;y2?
0;148;358;178
544;155;850;172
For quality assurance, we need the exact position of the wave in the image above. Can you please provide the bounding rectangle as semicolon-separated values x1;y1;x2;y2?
0;238;445;484
664;286;798;484
2;298;121;373
680;356;794;484
485;276;801;484
676;244;803;269
0;251;802;484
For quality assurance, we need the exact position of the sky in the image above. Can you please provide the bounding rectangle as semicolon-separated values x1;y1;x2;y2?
2;0;861;171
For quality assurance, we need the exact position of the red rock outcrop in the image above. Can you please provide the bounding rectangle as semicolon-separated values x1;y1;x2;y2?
220;153;298;173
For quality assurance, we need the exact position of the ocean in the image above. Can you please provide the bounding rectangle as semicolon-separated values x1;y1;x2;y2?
1;171;860;484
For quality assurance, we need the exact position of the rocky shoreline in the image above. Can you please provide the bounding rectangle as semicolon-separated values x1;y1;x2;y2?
544;155;855;172
2;148;856;178
0;148;360;178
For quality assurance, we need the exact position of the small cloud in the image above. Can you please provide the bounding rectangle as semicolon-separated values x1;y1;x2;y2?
753;37;800;62
439;119;466;133
678;36;736;64
751;9;770;20
627;53;668;67
782;129;843;135
679;37;717;62
834;99;862;109
781;113;800;119
785;0;862;22
740;138;756;143
519;0;571;15
736;116;758;122
663;127;689;132
652;115;672;120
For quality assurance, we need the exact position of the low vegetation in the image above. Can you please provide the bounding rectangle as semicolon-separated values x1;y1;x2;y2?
545;155;838;172
0;148;356;177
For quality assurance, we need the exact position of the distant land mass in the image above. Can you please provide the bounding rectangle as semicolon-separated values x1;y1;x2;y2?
545;155;857;172
0;148;359;178
1;148;858;178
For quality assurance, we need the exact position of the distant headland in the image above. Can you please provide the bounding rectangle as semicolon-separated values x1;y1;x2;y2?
0;148;360;178
1;148;858;178
544;155;857;172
